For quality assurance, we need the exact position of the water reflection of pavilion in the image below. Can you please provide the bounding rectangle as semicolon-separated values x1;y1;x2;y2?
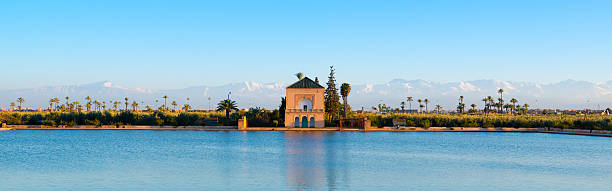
283;131;350;190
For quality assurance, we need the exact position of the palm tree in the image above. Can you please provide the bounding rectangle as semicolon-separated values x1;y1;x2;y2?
64;96;70;111
94;100;101;111
49;99;54;111
55;98;60;110
182;104;192;112
340;83;351;118
73;101;80;112
417;99;423;112
162;95;168;110
481;97;488;113
17;97;24;111
510;98;518;114
435;104;442;114
424;99;429;113
216;99;238;118
400;101;406;111
131;101;139;111
487;96;494;113
102;101;107;111
57;104;65;111
85;96;92;111
498;89;504;112
458;96;465;113
124;97;129;111
10;102;15;110
523;104;530;114
407;97;413;111
504;104;512;113
76;102;83;112
497;98;504;113
52;98;60;111
113;101;119;111
295;72;304;80
471;104;477;112
172;101;178;111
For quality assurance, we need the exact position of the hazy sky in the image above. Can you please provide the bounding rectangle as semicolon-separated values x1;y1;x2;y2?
1;0;611;89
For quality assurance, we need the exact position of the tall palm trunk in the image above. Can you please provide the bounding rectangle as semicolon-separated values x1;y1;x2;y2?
500;93;503;113
342;96;348;118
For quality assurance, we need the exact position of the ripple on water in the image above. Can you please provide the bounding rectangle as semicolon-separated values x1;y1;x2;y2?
0;130;611;191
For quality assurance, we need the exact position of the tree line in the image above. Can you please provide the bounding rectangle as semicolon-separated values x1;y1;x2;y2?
7;95;196;113
397;89;533;115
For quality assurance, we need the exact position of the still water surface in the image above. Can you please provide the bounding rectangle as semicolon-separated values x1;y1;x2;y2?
1;131;611;191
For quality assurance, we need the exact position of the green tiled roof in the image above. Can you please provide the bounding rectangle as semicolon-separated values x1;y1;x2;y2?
287;77;325;89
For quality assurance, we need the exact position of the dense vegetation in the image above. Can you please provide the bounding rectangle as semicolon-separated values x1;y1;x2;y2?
355;113;612;130
3;110;612;130
0;109;285;127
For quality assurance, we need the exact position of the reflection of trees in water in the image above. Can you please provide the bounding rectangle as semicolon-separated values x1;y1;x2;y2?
284;131;350;190
324;132;351;190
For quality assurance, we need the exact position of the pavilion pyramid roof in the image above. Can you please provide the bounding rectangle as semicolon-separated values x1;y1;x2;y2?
287;77;324;89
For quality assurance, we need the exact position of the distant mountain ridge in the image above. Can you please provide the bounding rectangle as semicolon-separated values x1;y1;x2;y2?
1;79;611;110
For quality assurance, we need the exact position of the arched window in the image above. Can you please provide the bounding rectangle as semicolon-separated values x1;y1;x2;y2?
294;117;300;127
310;117;315;127
298;98;313;110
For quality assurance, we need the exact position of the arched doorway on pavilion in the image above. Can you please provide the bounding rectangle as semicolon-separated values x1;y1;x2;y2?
301;116;308;128
294;117;300;127
309;117;315;127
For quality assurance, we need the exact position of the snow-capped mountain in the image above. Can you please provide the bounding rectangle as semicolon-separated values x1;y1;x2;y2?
0;81;286;110
349;79;612;110
1;79;611;110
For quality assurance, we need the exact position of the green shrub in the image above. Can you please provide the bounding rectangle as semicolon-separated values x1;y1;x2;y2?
85;119;101;126
418;119;432;128
42;119;56;126
463;120;479;127
176;113;200;126
5;113;23;125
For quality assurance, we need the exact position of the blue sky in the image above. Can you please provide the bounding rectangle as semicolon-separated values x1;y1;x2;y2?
1;0;611;89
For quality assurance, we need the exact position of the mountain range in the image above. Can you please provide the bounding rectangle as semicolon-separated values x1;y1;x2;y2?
1;79;611;110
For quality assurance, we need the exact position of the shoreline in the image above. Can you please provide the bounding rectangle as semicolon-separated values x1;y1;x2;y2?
3;125;612;137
